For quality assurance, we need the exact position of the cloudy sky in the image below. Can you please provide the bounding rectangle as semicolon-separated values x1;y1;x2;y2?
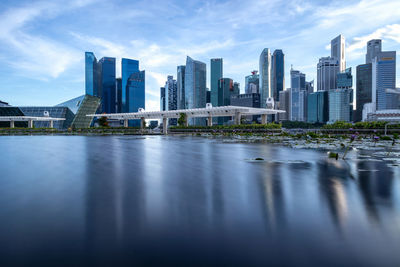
0;0;399;111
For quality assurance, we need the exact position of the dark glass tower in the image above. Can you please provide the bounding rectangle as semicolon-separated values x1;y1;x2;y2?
210;58;223;108
185;56;206;125
98;57;116;113
116;78;122;113
177;66;185;109
121;58;139;112
355;63;372;122
272;50;285;101
85;52;98;96
160;87;166;111
126;71;145;126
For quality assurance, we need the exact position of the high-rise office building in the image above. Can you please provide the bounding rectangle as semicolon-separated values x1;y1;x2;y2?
126;70;145;126
121;58;139;112
259;48;271;107
366;39;382;64
278;89;290;121
355;63;372;122
177;65;185;109
307;91;328;123
305;80;314;94
372;51;397;110
245;71;259;94
290;68;307;121
116;78;122;113
160;87;166;111
337;67;353;89
271;49;285;101
331;34;346;72
210;58;223;108
85;52;98;96
185;56;206;125
231;93;260;122
98;57;116;113
216;78;239;124
317;57;339;91
329;89;352;122
165;75;178;125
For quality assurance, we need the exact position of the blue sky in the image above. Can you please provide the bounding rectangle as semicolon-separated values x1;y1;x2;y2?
0;0;399;111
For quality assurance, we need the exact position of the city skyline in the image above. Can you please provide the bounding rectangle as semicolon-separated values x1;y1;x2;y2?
1;0;400;111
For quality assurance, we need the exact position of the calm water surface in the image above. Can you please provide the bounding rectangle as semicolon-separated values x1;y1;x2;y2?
0;136;399;266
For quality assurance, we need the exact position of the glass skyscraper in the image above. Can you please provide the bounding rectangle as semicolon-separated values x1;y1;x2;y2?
177;65;185;109
337;68;352;89
185;56;206;125
210;58;223;108
116;78;122;113
355;63;372;122
329;89;352;122
216;78;239;124
271;49;285;101
121;58;139;113
165;75;178;125
160;87;166;111
366;39;382;64
245;71;259;94
290;68;307;121
307;91;328;123
98;57;116;113
317;57;339;91
126;70;145;126
85;52;98;96
331;34;346;72
373;51;396;110
259;48;271;108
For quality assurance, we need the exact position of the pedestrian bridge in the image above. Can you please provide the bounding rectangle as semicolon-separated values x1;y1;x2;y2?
87;105;285;134
0;116;66;128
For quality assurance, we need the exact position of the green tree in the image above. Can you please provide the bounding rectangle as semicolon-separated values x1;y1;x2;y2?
178;113;187;126
98;116;109;127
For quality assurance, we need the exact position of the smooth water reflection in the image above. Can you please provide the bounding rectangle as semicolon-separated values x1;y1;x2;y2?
0;136;399;266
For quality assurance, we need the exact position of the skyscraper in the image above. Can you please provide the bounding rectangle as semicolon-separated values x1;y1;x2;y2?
278;89;290;121
165;75;178;125
307;91;328;123
331;34;346;72
317;57;339;91
177;65;185;109
126;70;145;126
290;68;307;121
121;58;139;112
259;48;271;108
329;89;351;122
210;58;223;108
116;78;122;113
366;39;382;64
98;57;116;113
160;87;166;111
271;49;285;101
185;56;206;125
216;78;238;124
245;71;259;94
355;63;372;122
373;51;396;110
337;67;353;89
85;52;98;96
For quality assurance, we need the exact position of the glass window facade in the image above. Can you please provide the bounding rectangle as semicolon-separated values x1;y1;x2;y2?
375;52;396;110
272;49;285;101
55;95;85;114
98;57;116;114
328;89;352;123
307;91;328;123
355;63;372;122
160;87;166;111
185;56;206;125
177;66;186;110
210;58;223;108
337;67;352;89
245;72;259;94
121;58;139;113
317;57;339;91
85;52;97;96
259;48;271;108
126;71;145;127
19;107;75;130
0;107;27;128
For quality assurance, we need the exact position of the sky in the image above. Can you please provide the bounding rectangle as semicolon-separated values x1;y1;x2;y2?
0;0;400;111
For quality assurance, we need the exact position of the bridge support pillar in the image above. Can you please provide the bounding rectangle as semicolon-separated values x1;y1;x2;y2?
207;115;212;127
261;114;267;124
28;119;33;128
10;120;14;128
185;118;189;127
163;117;168;135
234;112;241;125
124;119;128;128
49;120;54;128
140;117;145;130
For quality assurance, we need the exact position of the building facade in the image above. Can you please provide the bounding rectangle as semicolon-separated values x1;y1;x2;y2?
317;56;339;91
373;51;396;110
278;89;290;121
177;65;185;109
98;57;116;113
185;56;207;125
166;75;178;125
121;58;139;112
290;68;307;121
331;34;346;72
366;39;382;64
356;63;372;122
307;91;328;123
210;58;223;108
259;48;271;108
160;87;166;111
328;89;352;122
126;71;145;126
271;49;285;101
231;93;261;122
85;52;98;96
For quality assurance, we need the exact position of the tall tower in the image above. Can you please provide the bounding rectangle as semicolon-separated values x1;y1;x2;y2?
121;58;139;112
366;39;382;64
271;49;285;101
210;58;223;107
177;66;186;109
259;48;271;108
185;56;206;125
331;34;346;72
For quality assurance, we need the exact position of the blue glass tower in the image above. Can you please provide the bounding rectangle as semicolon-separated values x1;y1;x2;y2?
272;50;285;101
210;58;223;108
121;58;139;112
177;66;186;109
126;70;145;126
85;52;98;96
185;56;206;125
98;57;116;113
116;78;122;113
